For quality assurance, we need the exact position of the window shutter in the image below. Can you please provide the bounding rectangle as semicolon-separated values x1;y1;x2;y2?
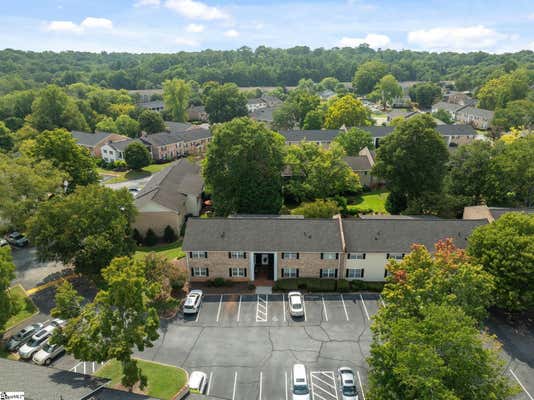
296;269;300;277
345;269;349;278
361;269;365;278
335;253;339;260
335;269;338;278
319;269;323;278
229;268;232;277
189;252;192;258
363;253;366;260
281;268;285;277
384;269;388;278
402;253;405;258
190;268;194;277
204;251;208;258
228;252;231;259
386;253;390;259
347;253;351;259
206;268;209;277
281;252;284;259
244;252;247;259
244;268;247;277
296;253;300;259
320;253;324;259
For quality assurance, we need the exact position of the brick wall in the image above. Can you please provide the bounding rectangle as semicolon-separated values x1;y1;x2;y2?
188;251;249;281
277;252;342;279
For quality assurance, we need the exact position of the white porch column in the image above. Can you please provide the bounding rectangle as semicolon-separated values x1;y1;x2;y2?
273;252;278;281
249;252;255;281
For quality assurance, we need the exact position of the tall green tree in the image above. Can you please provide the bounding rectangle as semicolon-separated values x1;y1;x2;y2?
138;109;165;134
0;121;14;152
28;128;99;188
284;142;361;202
408;82;442;109
352;60;388;95
27;185;136;276
373;74;402;109
95;116;117;133
203;117;285;215
373;114;449;203
205;83;248;124
30;85;88;132
467;212;534;312
163;79;191;122
323;95;372;129
334;127;374;156
51;280;84;320
0;247;16;331
492;99;534;132
302;109;324;130
477;69;530;110
53;256;159;389
115;114;141;138
124;141;151;170
292;199;341;218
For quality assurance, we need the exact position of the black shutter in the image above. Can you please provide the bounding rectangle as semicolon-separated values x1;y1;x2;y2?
384;269;388;278
335;269;338;278
206;268;209;277
229;268;232;277
281;268;285;277
345;269;349;278
320;253;324;259
296;253;300;259
228;252;231;259
244;252;247;259
204;251;208;258
386;253;390;259
336;253;339;260
190;267;194;277
402;253;405;258
363;253;366;260
319;269;323;278
281;252;285;259
361;269;365;278
189;252;192;258
244;268;247;277
296;269;300;277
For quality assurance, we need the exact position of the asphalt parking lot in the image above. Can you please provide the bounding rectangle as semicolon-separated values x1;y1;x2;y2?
137;293;380;400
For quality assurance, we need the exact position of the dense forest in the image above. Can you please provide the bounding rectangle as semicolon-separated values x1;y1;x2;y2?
1;45;533;94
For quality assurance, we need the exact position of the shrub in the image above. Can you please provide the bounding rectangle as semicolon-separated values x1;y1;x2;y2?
144;228;159;246
212;277;226;287
132;228;143;245
349;280;385;292
114;159;128;171
163;225;177;243
336;279;350;292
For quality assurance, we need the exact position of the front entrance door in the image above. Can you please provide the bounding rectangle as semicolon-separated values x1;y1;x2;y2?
255;253;274;280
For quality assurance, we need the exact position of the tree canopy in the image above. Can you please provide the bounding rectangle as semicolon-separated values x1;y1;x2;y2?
352;60;388;95
205;82;248;124
139;109;165;134
124;141;151;170
163;78;191;122
323;95;372;129
333;127;374;156
0;247;16;330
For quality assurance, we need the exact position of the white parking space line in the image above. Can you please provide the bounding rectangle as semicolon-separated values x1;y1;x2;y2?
207;371;213;395
216;295;223;322
256;294;268;322
285;371;288;400
237;295;242;322
259;371;263;400
282;294;286;322
195;304;201;322
359;294;370;321
232;371;238;400
510;369;534;400
356;370;366;400
340;294;350;321
321;296;329;322
303;297;307;321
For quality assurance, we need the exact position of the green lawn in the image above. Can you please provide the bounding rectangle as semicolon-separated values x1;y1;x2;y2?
103;162;174;184
95;359;187;400
134;241;185;261
3;285;38;332
347;189;389;214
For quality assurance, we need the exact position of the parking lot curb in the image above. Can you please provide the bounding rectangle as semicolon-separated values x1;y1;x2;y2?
25;274;78;296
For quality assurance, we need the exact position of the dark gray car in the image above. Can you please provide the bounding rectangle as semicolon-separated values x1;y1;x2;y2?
5;323;44;352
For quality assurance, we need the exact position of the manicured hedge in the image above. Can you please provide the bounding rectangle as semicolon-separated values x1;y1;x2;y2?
273;278;384;293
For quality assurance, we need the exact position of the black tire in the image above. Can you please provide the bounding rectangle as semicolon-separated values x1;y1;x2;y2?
45;358;51;366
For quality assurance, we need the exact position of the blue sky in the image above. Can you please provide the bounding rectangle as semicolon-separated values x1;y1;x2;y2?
1;0;533;53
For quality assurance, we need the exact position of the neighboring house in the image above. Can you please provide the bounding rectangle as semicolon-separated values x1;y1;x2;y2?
140;126;212;161
165;121;193;131
280;125;479;148
187;105;209;122
249;106;278;126
182;215;486;283
455;106;494;130
139;100;164;112
386;109;419;123
246;98;268;112
343;147;382;187
463;205;534;222
134;159;203;236
444;91;477;106
260;94;283;108
0;358;156;400
71;131;128;158
431;101;467;120
129;89;163;103
101;138;138;163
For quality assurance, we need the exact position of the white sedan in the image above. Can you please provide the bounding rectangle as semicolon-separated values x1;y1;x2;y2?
188;371;208;394
338;367;359;400
183;290;203;314
288;291;304;318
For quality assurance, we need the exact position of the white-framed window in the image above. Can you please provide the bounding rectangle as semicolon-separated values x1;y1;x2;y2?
348;253;366;260
321;252;338;260
321;268;337;278
229;251;246;259
282;268;298;278
282;252;298;260
190;251;207;259
230;267;246;277
387;253;404;260
346;268;364;279
103;149;107;154
191;267;208;277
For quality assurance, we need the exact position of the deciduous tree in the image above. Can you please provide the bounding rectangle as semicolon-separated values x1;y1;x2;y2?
477;69;530;110
163;79;191;122
373;74;402;109
323;95;372;129
115;114;141;138
352;60;388;95
334;127;374;156
205;83;248;124
0;247;16;330
408;82;442;109
124;141;151;170
139;109;165;134
292;199;341;218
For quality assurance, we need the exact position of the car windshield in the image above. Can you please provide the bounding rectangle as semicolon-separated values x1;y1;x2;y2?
292;303;302;310
42;342;55;353
343;385;357;396
293;384;309;395
184;304;194;309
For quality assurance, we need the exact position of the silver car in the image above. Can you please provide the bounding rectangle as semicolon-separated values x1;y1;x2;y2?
338;367;359;400
5;323;44;352
32;340;65;365
18;325;55;359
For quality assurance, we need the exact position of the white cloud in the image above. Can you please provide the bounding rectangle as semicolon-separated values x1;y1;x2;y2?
338;33;391;48
175;37;199;46
186;23;204;33
224;29;239;38
164;0;229;20
45;20;82;33
134;0;160;6
80;17;113;30
407;25;508;51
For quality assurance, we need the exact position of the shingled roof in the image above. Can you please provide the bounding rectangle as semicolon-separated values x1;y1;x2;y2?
72;131;115;147
135;159;203;212
183;217;343;252
344;155;372;171
342;218;487;253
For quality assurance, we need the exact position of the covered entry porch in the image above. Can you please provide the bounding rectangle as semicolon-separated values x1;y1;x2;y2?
249;251;278;282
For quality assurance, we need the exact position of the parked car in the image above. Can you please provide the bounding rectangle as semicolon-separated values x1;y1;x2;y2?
50;318;66;328
338;367;359;400
32;340;65;365
6;232;29;247
183;290;203;314
18;325;55;359
292;364;310;400
0;238;8;247
188;371;208;394
5;323;44;352
288;291;304;317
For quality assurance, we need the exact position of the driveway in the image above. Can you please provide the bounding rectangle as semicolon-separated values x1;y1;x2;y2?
104;176;151;191
10;246;67;290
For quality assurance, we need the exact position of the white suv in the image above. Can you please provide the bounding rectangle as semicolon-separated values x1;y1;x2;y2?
288;292;304;317
183;290;203;314
292;364;310;400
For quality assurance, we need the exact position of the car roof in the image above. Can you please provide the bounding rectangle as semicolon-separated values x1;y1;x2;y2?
293;364;306;379
189;371;206;388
